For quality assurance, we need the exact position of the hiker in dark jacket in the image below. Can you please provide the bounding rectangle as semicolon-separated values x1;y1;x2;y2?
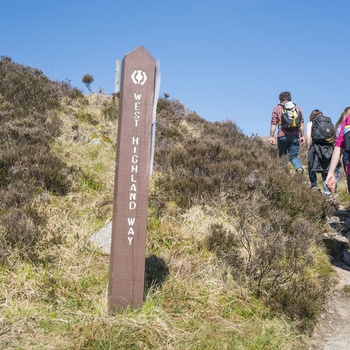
306;110;321;189
307;110;334;195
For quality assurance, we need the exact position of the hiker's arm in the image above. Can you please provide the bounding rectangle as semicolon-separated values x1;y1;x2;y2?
269;124;277;145
299;122;305;146
306;122;312;149
329;146;341;175
326;146;342;192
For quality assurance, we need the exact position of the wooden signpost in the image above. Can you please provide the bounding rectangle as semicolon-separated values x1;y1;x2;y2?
108;46;160;314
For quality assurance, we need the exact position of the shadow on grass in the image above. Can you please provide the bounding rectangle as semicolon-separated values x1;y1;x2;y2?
144;254;169;291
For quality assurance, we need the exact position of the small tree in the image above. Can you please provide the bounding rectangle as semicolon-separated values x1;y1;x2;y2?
82;74;94;93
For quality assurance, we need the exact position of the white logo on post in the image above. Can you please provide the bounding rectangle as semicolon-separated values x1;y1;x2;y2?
131;70;147;85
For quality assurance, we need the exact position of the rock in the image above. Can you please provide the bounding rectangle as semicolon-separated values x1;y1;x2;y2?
90;220;112;254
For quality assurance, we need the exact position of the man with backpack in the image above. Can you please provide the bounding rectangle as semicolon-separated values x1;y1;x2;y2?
269;91;305;174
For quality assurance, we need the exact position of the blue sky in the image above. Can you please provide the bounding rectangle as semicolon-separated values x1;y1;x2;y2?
2;0;350;136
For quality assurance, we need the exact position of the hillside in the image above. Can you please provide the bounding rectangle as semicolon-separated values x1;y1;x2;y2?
0;56;347;349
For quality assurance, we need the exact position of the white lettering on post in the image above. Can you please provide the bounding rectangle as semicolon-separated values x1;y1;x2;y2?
132;136;139;145
133;93;142;127
134;93;142;100
127;94;142;245
127;217;136;225
132;154;138;163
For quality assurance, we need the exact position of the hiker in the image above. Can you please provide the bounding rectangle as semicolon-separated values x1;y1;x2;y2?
326;107;350;193
269;91;305;174
334;107;350;186
307;110;335;195
306;110;321;189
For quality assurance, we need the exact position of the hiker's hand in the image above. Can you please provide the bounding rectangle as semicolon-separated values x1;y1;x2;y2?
299;136;305;146
269;137;275;145
326;173;336;192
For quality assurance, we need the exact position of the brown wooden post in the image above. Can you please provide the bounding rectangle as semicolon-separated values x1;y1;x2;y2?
108;46;158;314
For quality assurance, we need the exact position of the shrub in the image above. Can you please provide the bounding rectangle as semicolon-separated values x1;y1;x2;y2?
102;94;119;120
154;97;335;220
82;74;94;93
153;97;336;331
0;56;79;260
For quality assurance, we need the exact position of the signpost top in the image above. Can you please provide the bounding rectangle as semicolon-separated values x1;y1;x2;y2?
124;46;156;64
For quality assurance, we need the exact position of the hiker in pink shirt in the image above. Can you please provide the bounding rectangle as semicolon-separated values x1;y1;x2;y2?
326;110;350;192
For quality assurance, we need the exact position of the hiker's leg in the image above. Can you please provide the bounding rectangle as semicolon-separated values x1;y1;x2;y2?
343;152;348;173
277;136;288;158
287;135;303;170
321;172;330;195
308;163;317;188
335;166;340;192
307;148;317;187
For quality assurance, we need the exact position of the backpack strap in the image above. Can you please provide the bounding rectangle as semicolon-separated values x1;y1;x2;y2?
278;103;286;126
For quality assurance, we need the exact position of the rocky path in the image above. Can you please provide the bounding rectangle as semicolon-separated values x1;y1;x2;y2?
309;265;350;349
308;206;350;350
